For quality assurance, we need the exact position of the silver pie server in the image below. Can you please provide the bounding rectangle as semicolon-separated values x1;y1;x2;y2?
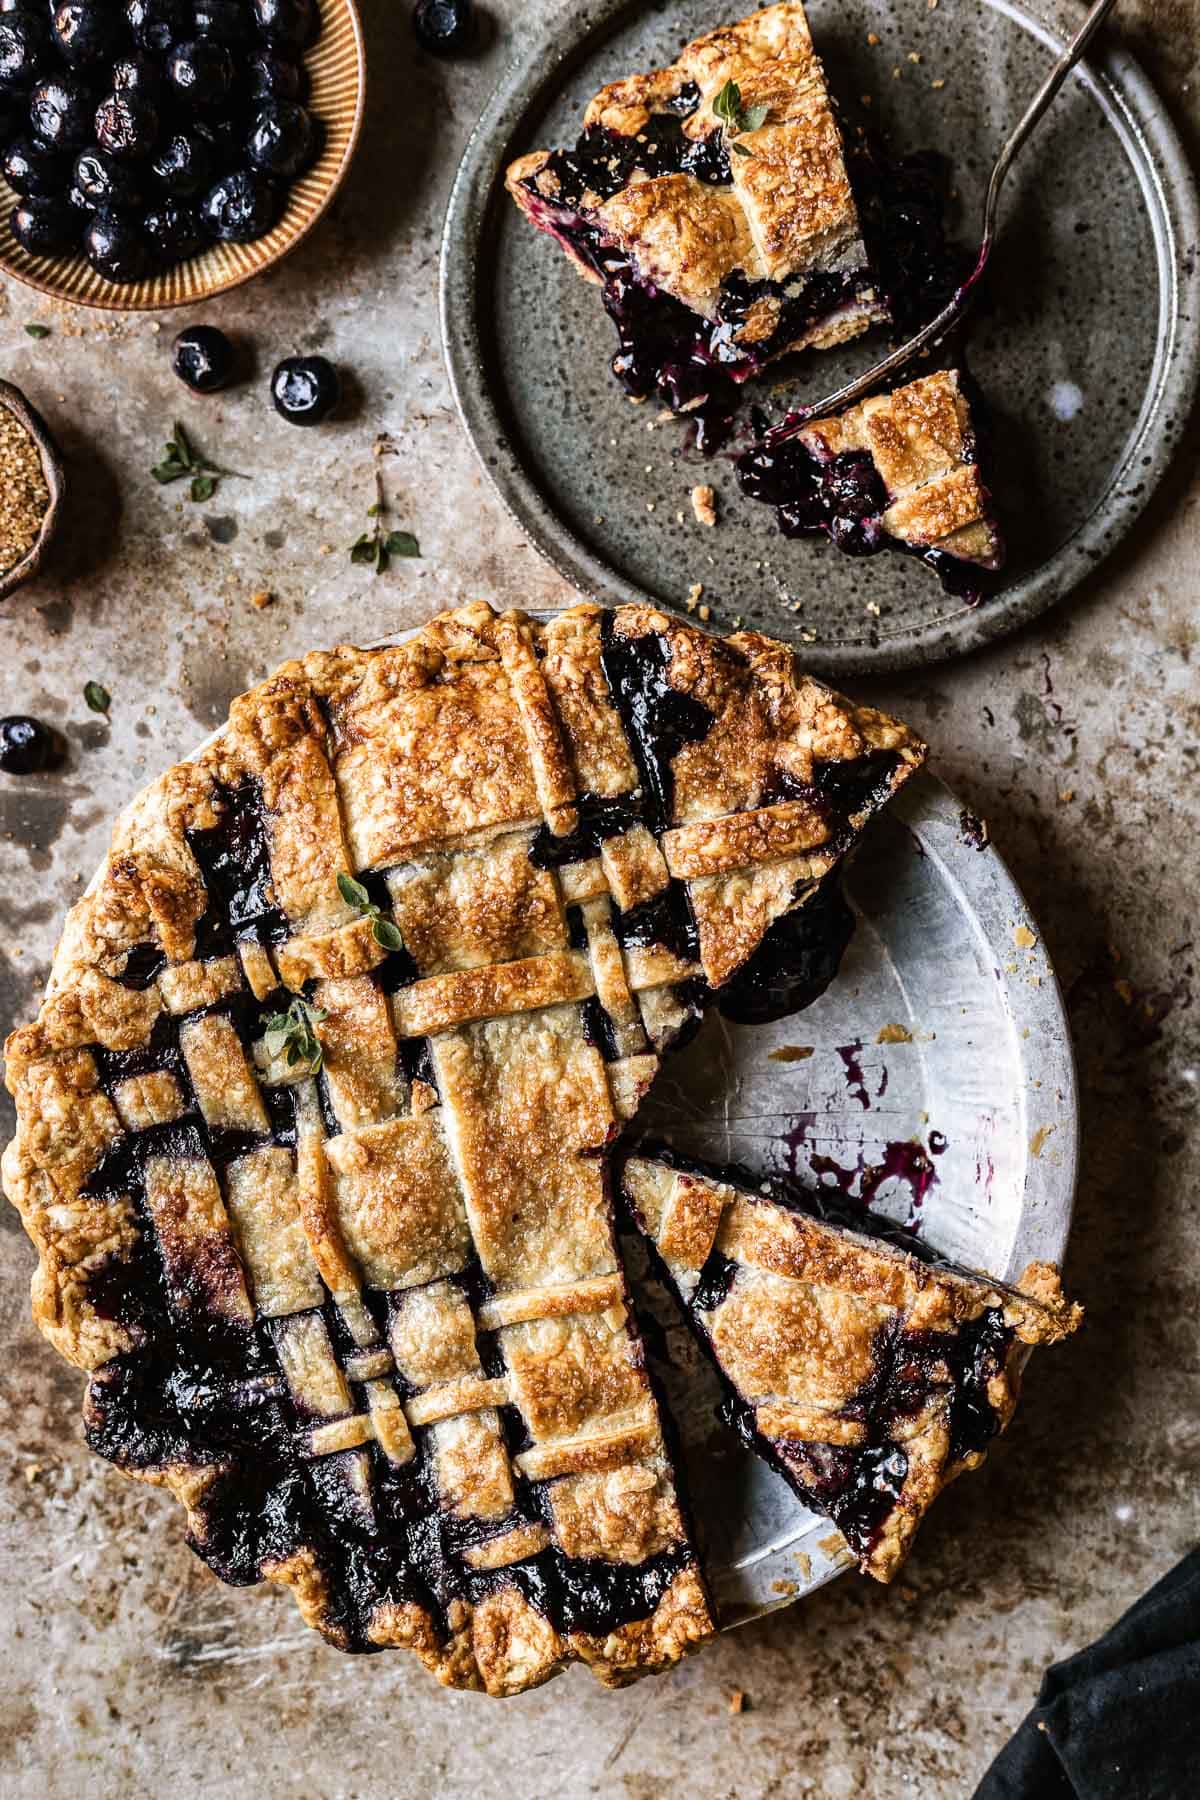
764;0;1121;439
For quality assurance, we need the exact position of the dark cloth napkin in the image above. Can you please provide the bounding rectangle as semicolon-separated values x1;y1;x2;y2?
974;1550;1200;1800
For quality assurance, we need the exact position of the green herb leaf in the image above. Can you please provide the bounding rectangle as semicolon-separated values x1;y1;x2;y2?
337;871;373;911
151;454;188;484
384;531;420;559
366;502;381;517
83;680;110;713
189;472;216;503
173;421;194;468
24;323;50;339
349;534;377;565
372;916;405;952
742;102;769;132
261;996;326;1075
713;78;742;129
731;141;754;157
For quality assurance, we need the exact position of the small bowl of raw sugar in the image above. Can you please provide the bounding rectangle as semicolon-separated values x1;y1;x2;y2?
0;379;64;602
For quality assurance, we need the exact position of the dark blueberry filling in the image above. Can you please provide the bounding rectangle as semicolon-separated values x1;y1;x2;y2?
599;623;714;833
580;993;621;1063
715;873;856;1026
186;776;287;951
528;793;642;868
737;427;999;600
613;882;699;964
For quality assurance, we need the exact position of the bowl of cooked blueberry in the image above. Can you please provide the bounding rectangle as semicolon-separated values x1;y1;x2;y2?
0;0;365;307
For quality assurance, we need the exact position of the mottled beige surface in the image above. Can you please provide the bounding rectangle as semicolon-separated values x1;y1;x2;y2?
1;1;1198;1794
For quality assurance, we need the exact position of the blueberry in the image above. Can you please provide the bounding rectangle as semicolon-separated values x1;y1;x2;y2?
3;134;68;197
112;55;164;101
11;195;79;255
95;92;159;158
125;0;190;54
413;0;475;55
74;146;145;208
200;166;276;240
0;717;62;775
172;323;234;391
828;514;886;556
246;98;312;178
30;76;96;150
252;0;317;50
52;2;121;68
247;48;307;102
0;14;48;89
149;125;213;196
194;0;255;47
83;204;150;280
167;39;234;109
270;354;339;425
143;196;206;261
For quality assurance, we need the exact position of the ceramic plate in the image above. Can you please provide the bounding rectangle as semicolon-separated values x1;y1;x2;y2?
441;0;1199;673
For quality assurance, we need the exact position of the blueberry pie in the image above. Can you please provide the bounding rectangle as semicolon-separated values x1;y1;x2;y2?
2;601;926;1693
505;2;885;416
623;1153;1081;1580
738;369;1005;595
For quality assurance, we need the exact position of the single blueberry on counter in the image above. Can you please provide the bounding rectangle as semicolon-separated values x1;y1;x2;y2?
271;354;340;425
172;323;234;392
413;0;475;56
0;717;62;776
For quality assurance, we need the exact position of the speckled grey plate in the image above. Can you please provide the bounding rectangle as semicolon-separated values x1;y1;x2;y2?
440;0;1200;673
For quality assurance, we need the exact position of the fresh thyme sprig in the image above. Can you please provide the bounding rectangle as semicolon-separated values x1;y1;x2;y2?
349;469;420;574
151;420;242;504
261;995;327;1074
712;78;769;155
337;872;405;950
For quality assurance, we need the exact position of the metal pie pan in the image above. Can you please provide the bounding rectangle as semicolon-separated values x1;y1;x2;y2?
440;0;1200;673
87;629;1079;1626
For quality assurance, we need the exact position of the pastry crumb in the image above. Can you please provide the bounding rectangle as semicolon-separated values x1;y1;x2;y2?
865;599;881;616
1058;787;1075;804
697;603;711;622
1014;924;1037;949
728;1690;746;1715
1030;1124;1054;1158
249;588;274;610
866;30;879;44
908;50;922;62
931;77;946;89
876;1023;913;1045
684;582;703;613
769;1045;813;1062
691;484;717;527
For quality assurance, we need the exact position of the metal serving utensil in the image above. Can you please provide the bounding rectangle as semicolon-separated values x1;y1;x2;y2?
766;0;1121;438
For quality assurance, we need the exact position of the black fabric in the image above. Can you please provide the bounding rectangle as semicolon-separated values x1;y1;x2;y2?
975;1550;1200;1800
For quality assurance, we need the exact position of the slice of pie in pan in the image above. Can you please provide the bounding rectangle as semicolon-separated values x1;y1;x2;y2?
622;1153;1081;1581
739;369;1005;596
2;601;925;1694
505;1;886;417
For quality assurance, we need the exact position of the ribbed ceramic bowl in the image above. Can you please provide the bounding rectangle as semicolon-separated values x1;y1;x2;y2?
0;0;365;312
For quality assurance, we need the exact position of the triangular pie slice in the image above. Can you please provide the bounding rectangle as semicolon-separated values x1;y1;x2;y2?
622;1153;1081;1581
738;369;1005;595
3;601;925;1694
506;1;886;417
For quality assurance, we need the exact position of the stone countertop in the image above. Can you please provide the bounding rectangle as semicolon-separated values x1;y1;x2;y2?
0;2;1196;1795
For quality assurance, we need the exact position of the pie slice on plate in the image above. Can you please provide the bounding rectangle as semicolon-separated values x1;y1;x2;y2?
622;1153;1081;1581
506;1;886;416
3;601;926;1694
738;369;1005;595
